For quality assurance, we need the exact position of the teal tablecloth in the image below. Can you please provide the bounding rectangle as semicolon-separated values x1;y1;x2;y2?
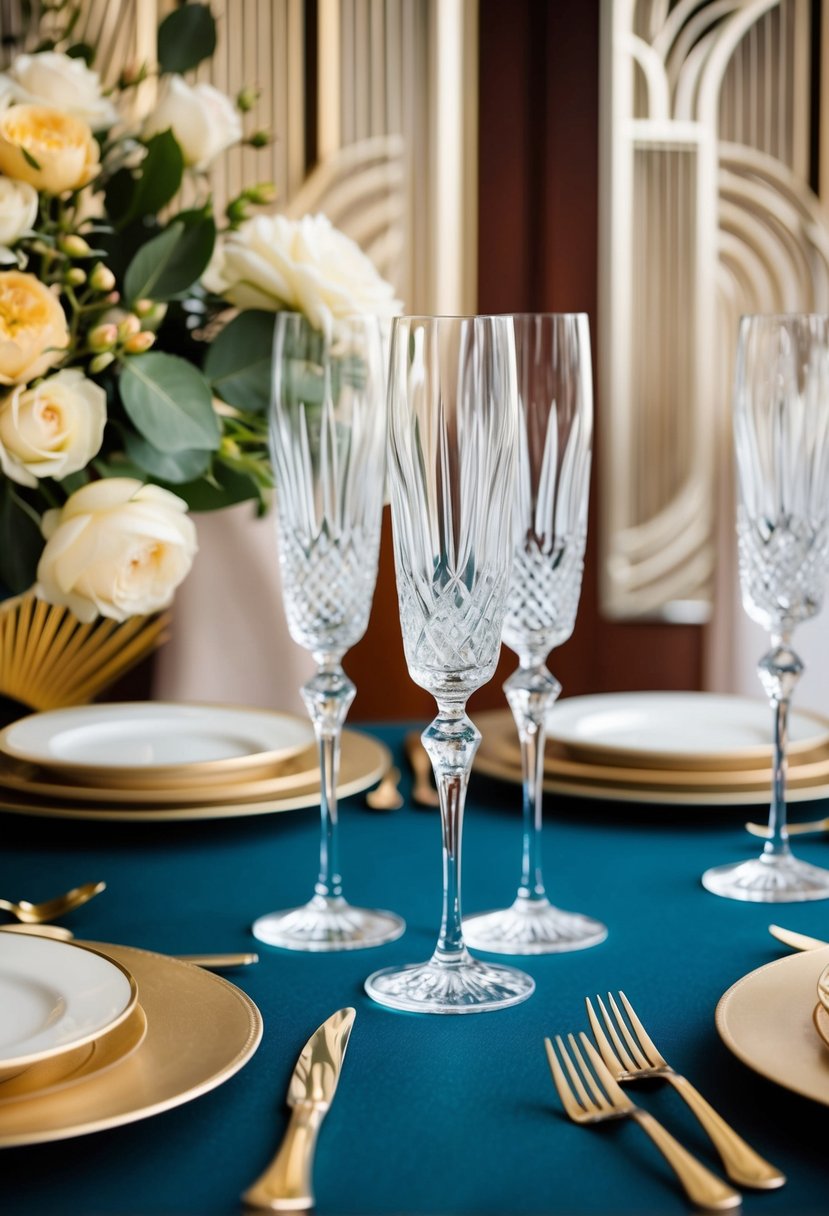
2;722;829;1216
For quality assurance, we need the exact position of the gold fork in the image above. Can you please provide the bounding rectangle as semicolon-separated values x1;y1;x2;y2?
545;1033;741;1210
586;992;784;1189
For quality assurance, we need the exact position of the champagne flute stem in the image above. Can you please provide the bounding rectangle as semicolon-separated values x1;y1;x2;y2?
504;663;562;903
422;709;480;963
758;636;803;860
302;660;355;902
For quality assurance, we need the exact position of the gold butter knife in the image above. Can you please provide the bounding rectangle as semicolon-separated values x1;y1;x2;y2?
243;1007;356;1211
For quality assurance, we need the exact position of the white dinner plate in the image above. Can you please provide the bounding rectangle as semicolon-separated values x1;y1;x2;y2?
0;935;136;1080
546;692;829;765
0;702;315;785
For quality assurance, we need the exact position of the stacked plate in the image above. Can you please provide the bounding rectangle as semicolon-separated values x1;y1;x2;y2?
0;702;390;822
717;944;829;1108
473;691;829;806
0;932;262;1145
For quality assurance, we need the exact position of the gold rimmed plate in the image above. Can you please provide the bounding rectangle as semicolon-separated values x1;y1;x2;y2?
0;1004;147;1105
717;945;829;1107
813;1004;829;1052
542;692;829;771
0;746;319;806
0;703;316;789
0;942;262;1147
0;936;137;1082
0;729;390;821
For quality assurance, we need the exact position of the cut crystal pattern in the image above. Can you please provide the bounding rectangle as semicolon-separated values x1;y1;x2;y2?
280;524;380;654
503;529;587;655
738;516;829;633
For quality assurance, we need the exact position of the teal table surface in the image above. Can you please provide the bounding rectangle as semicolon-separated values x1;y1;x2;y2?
2;721;829;1216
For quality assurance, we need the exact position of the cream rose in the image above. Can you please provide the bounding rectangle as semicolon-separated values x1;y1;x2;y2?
35;479;198;623
0;369;106;487
0;174;37;246
0;52;117;130
142;75;242;170
0;105;99;195
0;270;68;385
204;213;401;339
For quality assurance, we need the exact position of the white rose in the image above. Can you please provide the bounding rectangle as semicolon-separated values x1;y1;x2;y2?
0;174;37;246
0;369;106;487
142;75;242;170
204;213;401;339
35;479;198;623
0;52;117;130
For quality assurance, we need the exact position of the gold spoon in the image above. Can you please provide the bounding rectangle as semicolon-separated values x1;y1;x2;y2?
366;766;404;811
404;731;440;808
0;880;106;924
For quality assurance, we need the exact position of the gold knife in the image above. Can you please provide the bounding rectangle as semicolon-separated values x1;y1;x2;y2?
768;924;829;951
242;1007;356;1211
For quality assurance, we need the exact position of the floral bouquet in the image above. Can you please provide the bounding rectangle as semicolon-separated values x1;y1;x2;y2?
0;0;399;643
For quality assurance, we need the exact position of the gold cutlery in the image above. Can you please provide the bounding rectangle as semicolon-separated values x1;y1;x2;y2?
746;816;829;837
366;766;404;811
404;731;440;807
0;880;105;923
545;1032;741;1210
0;922;75;939
585;992;784;1189
243;1007;355;1211
768;924;829;951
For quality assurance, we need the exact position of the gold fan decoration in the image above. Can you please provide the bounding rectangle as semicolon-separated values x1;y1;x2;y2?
0;593;171;713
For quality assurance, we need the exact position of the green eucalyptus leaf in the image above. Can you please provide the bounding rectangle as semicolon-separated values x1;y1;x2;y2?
171;462;262;511
204;309;273;413
119;352;221;452
157;3;217;74
106;131;184;229
124;432;212;483
124;216;215;303
66;43;94;64
0;486;44;594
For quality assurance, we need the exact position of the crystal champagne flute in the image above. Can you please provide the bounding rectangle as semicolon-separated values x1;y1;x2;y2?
463;313;607;952
364;314;535;1012
252;312;406;948
702;313;829;902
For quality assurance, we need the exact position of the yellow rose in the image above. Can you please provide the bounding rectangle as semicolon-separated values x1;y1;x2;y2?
0;104;99;194
35;479;198;623
0;269;68;385
0;369;106;487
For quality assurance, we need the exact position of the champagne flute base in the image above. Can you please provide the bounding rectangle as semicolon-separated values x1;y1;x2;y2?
252;894;405;951
463;898;607;955
701;853;829;902
364;952;535;1014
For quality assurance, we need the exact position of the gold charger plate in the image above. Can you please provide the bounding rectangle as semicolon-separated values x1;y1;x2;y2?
716;945;829;1107
0;730;390;821
0;942;262;1147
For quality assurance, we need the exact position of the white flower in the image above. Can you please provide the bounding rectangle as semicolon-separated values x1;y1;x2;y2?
0;369;106;487
0;174;37;246
204;213;401;339
0;52;117;131
142;75;242;170
36;479;198;623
